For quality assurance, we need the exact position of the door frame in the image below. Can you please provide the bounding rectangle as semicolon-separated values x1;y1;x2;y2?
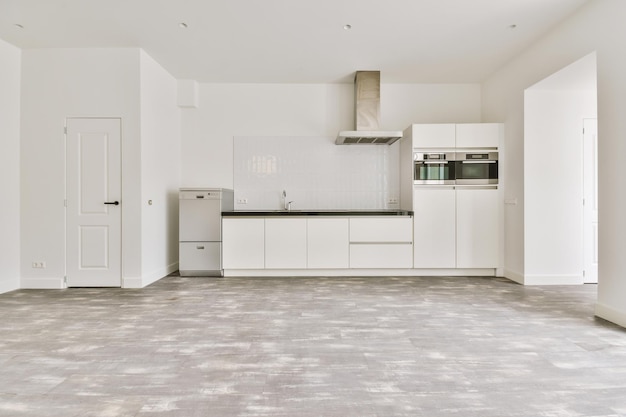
582;118;598;284
64;117;123;287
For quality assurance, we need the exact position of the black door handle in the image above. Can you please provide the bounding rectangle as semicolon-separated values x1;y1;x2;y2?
104;201;120;205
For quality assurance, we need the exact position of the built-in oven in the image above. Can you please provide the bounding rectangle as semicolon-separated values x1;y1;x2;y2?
455;151;498;185
414;152;456;185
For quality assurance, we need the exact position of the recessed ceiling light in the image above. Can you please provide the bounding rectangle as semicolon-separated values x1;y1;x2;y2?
344;24;352;30
14;23;24;29
179;22;188;29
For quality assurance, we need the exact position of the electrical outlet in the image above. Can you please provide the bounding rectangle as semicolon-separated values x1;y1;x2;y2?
237;198;248;204
32;262;46;269
387;198;399;204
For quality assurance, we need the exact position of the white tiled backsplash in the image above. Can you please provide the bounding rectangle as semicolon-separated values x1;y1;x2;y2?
234;136;399;210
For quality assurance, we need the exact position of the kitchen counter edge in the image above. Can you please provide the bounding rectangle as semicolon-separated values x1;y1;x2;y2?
222;210;413;217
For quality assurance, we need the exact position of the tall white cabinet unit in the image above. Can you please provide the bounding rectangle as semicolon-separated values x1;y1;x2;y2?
403;123;504;273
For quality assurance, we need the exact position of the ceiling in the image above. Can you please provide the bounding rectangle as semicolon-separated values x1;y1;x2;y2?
0;0;589;84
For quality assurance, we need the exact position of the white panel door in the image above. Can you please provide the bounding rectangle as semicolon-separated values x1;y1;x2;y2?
66;118;121;287
583;119;598;283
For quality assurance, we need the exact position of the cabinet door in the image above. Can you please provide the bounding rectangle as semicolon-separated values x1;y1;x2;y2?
222;218;265;269
265;218;307;269
456;123;501;148
456;188;499;268
411;124;455;148
349;217;413;242
350;244;413;269
413;188;456;268
307;218;349;269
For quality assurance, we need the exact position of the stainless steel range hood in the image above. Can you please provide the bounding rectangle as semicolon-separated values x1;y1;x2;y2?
336;71;403;145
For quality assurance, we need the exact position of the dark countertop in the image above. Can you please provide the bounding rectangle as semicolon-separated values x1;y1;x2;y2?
222;209;413;216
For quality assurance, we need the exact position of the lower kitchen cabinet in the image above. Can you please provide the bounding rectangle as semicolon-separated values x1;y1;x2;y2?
413;187;500;269
307;218;349;269
222;218;265;269
349;217;413;268
456;188;499;268
413;188;456;268
265;218;307;268
222;215;415;272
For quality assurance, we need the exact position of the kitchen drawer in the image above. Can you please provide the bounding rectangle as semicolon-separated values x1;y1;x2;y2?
349;217;413;243
350;243;413;268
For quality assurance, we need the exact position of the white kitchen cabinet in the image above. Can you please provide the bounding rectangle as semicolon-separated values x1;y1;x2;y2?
405;124;456;148
350;217;413;242
412;188;456;268
456;123;501;148
222;218;265;269
307;218;349;269
350;243;413;269
349;217;413;268
265;218;307;269
456;188;499;268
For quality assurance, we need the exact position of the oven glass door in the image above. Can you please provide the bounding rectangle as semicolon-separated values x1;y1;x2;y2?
414;161;455;184
455;160;498;184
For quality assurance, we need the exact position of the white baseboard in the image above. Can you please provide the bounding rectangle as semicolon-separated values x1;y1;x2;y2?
595;303;626;329
522;274;584;286
21;277;65;289
503;268;524;284
122;276;143;288
503;269;584;286
224;268;497;277
142;262;178;287
123;262;178;289
0;278;20;294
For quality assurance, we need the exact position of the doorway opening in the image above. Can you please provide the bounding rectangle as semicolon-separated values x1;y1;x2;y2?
523;52;598;284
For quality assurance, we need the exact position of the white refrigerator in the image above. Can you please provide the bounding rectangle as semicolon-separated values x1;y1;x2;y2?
179;188;234;276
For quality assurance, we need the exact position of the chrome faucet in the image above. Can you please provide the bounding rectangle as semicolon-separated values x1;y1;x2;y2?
282;190;293;211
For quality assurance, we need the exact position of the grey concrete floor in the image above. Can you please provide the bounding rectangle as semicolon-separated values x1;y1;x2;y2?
1;275;625;417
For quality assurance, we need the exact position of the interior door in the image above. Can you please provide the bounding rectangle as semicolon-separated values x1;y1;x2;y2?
583;118;598;284
66;118;122;287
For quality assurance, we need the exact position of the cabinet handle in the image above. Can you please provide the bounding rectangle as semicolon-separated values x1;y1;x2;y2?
104;201;119;205
196;246;205;250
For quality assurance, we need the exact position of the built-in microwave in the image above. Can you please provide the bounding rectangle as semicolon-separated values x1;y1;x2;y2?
455;151;498;185
413;152;456;185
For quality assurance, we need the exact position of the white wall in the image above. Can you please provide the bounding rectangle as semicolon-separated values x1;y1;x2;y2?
20;48;142;288
482;0;626;327
524;88;596;284
139;50;181;287
181;83;481;188
0;39;21;294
